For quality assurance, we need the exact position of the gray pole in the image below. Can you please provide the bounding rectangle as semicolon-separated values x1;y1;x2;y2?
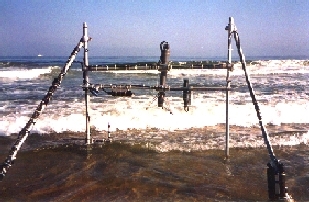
225;17;234;159
0;40;83;180
83;22;91;145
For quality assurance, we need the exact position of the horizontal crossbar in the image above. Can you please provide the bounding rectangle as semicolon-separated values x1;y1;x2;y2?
86;63;233;71
84;84;232;92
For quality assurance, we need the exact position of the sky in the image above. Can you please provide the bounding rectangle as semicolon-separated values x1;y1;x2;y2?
1;0;309;57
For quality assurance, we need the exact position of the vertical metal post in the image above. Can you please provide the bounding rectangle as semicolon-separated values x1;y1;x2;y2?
158;41;170;108
226;73;230;159
183;79;191;111
225;17;234;159
83;22;91;145
108;122;111;138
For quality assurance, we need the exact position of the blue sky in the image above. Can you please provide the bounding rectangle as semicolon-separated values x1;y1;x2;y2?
1;0;309;57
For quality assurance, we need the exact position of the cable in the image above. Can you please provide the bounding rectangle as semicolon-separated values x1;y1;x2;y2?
233;30;278;169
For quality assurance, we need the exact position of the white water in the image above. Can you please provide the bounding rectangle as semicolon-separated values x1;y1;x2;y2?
0;60;309;148
0;68;52;81
0;94;308;134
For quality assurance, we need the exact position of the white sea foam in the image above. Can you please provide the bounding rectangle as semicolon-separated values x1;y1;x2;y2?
0;60;308;78
0;69;52;80
233;60;309;75
1;59;309;149
154;132;309;152
1;95;308;135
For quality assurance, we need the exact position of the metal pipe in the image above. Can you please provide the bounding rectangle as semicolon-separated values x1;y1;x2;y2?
83;22;91;145
85;84;231;92
158;71;166;108
225;17;234;159
166;87;231;91
158;41;170;108
159;70;167;86
0;40;83;180
86;63;232;71
226;73;230;159
183;79;191;111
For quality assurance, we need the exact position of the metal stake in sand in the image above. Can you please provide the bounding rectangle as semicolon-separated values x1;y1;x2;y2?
225;17;235;159
82;22;91;145
107;122;111;140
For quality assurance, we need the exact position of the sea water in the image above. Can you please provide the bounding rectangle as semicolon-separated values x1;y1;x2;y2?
0;55;309;201
1;56;309;141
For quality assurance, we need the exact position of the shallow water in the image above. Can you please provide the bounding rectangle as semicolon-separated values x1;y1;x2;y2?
0;135;308;201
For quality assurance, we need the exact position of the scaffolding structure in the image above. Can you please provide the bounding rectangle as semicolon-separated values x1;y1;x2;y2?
81;27;232;159
0;17;293;201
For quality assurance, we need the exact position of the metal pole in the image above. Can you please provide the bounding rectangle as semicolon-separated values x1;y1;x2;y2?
83;22;91;145
1;41;83;180
225;17;234;159
226;74;230;159
158;41;170;108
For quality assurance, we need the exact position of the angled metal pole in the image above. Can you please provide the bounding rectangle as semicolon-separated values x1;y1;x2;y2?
0;41;83;180
231;17;292;200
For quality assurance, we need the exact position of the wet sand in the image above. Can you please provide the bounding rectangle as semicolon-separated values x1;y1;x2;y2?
0;126;309;201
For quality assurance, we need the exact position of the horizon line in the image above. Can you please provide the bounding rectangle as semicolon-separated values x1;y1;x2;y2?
0;55;308;58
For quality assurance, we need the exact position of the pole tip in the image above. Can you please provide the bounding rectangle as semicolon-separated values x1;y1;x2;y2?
83;22;87;27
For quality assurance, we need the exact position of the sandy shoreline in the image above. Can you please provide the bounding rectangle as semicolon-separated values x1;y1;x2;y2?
0;138;308;201
0;124;309;201
1;124;308;153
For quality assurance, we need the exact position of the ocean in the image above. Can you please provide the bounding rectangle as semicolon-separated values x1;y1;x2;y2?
0;55;309;201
